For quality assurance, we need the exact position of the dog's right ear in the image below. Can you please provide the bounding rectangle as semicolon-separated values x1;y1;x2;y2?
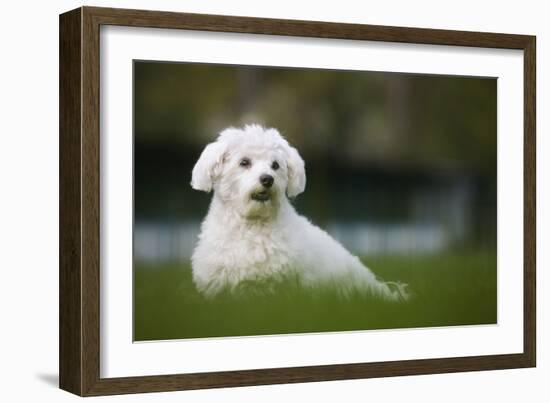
191;141;226;192
286;145;306;198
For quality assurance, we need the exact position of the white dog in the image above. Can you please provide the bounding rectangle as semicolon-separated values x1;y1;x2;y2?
191;125;409;301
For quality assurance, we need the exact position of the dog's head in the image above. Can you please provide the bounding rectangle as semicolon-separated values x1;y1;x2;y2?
191;125;306;219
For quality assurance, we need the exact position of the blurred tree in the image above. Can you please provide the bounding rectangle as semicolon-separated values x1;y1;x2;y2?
134;62;495;175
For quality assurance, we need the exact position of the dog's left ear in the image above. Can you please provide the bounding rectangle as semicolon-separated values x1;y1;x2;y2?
191;141;226;192
286;145;306;198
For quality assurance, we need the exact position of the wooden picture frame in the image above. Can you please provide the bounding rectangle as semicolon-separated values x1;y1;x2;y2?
59;6;536;396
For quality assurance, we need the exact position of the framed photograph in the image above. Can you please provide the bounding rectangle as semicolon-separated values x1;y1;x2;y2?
59;6;536;396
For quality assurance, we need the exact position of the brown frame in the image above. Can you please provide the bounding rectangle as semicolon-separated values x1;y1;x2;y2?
59;6;536;396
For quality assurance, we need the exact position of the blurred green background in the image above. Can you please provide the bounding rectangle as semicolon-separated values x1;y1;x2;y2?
133;61;497;341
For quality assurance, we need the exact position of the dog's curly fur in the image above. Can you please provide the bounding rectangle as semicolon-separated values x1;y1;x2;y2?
191;125;409;301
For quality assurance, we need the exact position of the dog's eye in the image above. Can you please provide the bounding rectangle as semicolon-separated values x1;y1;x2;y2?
271;161;280;170
239;158;251;168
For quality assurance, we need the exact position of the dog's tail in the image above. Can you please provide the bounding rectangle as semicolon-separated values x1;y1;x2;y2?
343;257;412;302
346;263;411;302
384;281;411;302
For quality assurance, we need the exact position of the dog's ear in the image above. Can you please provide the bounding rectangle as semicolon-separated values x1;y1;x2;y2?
191;141;226;192
286;145;306;198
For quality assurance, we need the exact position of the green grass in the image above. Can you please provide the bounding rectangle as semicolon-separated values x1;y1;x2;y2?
134;250;496;341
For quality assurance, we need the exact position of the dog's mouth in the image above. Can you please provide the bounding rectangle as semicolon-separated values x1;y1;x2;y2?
251;190;271;202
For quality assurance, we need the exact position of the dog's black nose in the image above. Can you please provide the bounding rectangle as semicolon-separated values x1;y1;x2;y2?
260;174;274;188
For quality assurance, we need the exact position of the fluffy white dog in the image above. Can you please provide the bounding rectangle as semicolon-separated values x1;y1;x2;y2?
191;125;409;301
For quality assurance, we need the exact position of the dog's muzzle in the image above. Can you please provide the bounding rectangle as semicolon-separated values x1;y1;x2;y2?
251;174;274;202
251;189;271;202
260;174;274;188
